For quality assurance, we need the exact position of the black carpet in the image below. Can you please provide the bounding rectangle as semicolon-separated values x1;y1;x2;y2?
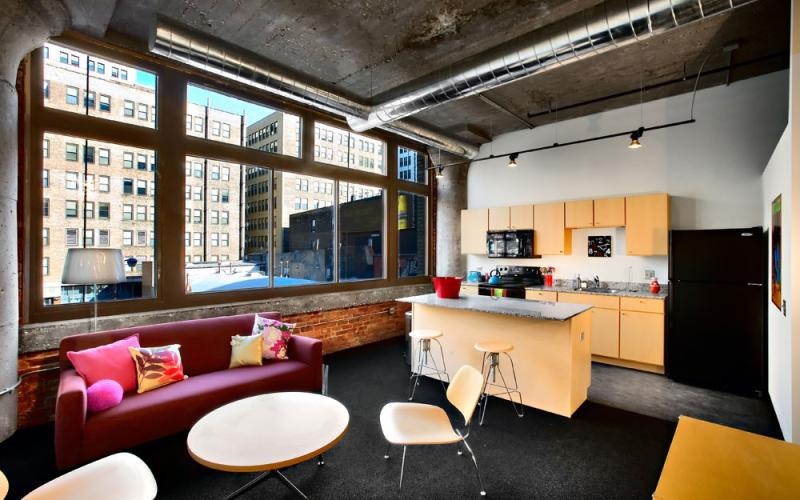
1;338;677;499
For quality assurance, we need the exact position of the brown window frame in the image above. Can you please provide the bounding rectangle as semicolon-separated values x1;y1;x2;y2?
23;32;434;324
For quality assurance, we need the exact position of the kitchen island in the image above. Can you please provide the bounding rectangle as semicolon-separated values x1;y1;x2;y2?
397;294;592;417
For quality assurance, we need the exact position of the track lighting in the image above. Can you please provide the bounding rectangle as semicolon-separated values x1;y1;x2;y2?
507;152;519;168
628;127;644;149
435;165;445;179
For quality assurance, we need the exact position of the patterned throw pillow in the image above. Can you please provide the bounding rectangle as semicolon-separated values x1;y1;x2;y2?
251;317;295;360
128;345;187;393
229;334;264;368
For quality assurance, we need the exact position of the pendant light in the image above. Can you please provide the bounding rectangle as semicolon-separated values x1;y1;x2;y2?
507;152;518;168
628;127;644;149
435;165;445;178
629;69;645;149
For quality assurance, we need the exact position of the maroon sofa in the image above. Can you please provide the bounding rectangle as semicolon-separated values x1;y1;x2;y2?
55;312;322;470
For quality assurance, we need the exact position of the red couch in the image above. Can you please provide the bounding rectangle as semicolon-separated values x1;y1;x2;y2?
55;312;322;470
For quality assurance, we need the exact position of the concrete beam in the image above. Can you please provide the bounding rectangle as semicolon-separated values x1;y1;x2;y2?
61;0;117;38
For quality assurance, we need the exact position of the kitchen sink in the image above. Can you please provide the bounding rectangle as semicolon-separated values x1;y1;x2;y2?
573;288;620;294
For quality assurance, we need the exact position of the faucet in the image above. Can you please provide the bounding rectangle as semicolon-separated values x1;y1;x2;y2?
593;275;600;288
575;273;581;291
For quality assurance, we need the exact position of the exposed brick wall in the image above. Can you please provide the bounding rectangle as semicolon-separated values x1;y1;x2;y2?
16;300;411;428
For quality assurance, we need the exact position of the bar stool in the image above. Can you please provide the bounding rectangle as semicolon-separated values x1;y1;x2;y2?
408;329;450;401
474;341;523;425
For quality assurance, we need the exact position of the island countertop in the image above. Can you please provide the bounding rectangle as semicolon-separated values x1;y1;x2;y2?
398;294;591;321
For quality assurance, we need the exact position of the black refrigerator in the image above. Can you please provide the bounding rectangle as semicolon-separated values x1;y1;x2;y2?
668;227;766;397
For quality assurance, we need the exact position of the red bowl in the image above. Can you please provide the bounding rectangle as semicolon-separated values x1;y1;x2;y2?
432;277;462;299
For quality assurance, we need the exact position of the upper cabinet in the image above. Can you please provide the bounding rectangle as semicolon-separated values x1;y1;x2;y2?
461;208;488;254
489;205;533;230
534;202;571;255
565;200;594;229
626;194;669;256
593;197;626;227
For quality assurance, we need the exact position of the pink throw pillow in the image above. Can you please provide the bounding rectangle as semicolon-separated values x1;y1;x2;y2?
67;334;140;392
86;379;124;413
251;317;295;360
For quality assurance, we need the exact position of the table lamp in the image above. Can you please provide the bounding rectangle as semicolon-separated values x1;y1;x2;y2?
61;248;126;332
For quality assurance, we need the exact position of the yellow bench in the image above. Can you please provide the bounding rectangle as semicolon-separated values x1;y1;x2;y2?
654;416;800;499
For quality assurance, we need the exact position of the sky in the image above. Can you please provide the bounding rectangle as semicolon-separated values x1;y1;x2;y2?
135;71;276;126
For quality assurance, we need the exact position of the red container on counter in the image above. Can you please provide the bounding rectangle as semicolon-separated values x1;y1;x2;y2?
432;276;462;299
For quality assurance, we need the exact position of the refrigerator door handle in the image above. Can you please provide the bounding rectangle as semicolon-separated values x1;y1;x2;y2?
746;283;763;287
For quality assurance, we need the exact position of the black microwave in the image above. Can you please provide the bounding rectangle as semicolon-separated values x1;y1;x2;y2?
486;230;534;258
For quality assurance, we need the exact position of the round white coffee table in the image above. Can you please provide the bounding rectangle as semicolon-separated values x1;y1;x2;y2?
188;392;349;499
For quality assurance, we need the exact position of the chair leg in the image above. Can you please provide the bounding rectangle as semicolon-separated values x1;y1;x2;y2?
399;446;407;490
461;438;487;496
384;443;391;460
456;441;463;456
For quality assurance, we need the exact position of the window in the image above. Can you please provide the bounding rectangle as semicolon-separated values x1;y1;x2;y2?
193;186;202;201
43;139;49;158
184;232;190;247
84;201;94;219
43;258;49;276
84;145;95;163
221;189;230;203
193;233;202;247
43;198;49;217
98;202;110;219
43;80;49;99
42;169;49;188
398;192;427;277
210;233;219;247
211;121;220;136
193;162;203;178
121;69;128;80
194;116;203;133
65;171;78;190
136;180;147;196
220;233;229;247
123;204;133;220
137;231;147;246
66;86;79;105
98;148;110;165
397;147;428;185
65;200;79;217
193;209;202;224
221;167;230;181
339;182;384;281
210;211;219;225
98;175;110;192
222;123;231;139
136;205;147;221
84;229;94;247
59;51;68;64
96;62;105;74
122;152;134;168
43;228;49;246
220;211;229;225
210;189;219;203
186;114;192;131
137;153;147;170
98;230;109;247
314;122;386;174
65;228;79;246
123;178;133;194
123;230;133;246
84;91;95;109
98;94;111;112
124;100;134;117
111;66;119;77
137;103;148;121
211;165;220;180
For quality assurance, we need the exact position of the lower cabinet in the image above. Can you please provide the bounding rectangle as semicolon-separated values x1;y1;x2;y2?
619;310;664;365
591;308;620;358
525;290;558;302
460;285;479;296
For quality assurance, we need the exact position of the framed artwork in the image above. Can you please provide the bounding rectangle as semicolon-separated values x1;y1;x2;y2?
588;236;612;257
771;194;782;310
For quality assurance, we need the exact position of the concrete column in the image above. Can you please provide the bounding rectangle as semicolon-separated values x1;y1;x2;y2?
434;153;469;277
0;0;70;443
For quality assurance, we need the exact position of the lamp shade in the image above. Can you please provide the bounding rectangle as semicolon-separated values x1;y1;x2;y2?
61;248;127;285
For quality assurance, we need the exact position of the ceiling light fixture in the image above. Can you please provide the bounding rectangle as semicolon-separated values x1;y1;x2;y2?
435;165;445;179
507;152;519;168
628;127;645;149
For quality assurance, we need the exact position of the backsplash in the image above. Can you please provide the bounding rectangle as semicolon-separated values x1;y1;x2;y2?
465;227;668;284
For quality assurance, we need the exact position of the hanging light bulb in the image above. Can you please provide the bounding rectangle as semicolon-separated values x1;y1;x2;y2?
507;152;519;168
435;165;445;179
628;127;644;149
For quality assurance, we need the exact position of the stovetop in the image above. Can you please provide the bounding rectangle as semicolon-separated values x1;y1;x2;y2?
479;266;544;288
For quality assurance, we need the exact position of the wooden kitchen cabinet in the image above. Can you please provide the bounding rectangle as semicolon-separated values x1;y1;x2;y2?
460;285;479;296
509;204;534;229
488;207;510;231
565;200;594;229
460;208;488;254
626;193;669;255
525;290;558;301
619;310;664;365
591;308;620;358
594;197;626;227
534;202;571;255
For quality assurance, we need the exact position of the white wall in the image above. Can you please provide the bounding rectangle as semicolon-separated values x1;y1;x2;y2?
762;127;793;440
467;71;789;283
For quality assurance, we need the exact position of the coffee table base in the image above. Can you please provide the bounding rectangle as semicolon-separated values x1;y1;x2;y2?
223;455;325;500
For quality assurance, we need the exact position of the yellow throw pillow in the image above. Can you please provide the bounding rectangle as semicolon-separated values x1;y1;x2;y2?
128;345;187;394
230;334;264;368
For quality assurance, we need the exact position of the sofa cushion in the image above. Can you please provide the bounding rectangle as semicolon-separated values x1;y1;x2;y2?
129;345;187;393
253;317;295;360
67;334;140;392
229;334;263;368
82;359;317;460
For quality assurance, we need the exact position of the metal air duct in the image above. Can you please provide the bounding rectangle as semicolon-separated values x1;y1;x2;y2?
346;0;756;132
150;23;480;159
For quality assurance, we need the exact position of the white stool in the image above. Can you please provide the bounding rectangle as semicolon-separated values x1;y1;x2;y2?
408;329;450;400
475;341;524;425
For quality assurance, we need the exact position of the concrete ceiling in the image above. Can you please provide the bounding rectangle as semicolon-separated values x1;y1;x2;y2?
105;0;789;145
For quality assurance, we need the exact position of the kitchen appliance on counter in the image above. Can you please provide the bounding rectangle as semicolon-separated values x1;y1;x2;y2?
668;227;766;398
467;270;484;283
486;230;534;258
478;266;544;299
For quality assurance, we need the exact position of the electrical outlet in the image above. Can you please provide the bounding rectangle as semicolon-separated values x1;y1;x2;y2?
644;269;655;279
388;307;396;315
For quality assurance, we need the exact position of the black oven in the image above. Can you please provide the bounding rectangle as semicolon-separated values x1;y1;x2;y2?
486;230;533;258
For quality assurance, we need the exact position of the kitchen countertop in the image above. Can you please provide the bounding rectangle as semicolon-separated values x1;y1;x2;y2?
398;293;591;321
460;280;667;300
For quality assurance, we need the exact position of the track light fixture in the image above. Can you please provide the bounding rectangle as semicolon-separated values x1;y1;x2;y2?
628;127;644;149
435;165;445;179
507;152;519;168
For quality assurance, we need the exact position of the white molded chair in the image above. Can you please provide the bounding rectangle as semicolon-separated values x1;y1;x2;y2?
22;453;157;500
380;364;487;496
1;469;8;500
